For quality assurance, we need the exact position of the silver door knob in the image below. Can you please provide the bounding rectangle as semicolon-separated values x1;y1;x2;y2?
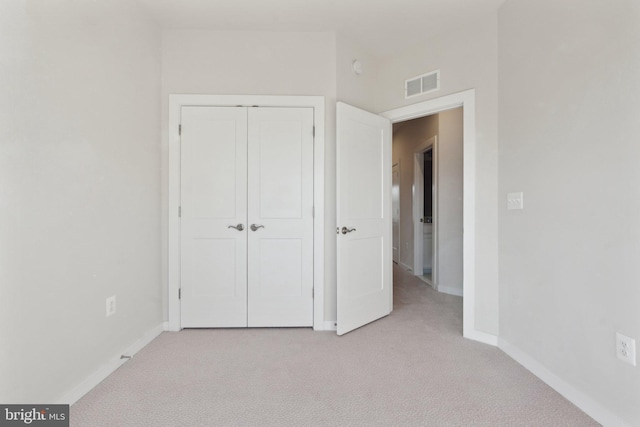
341;227;356;234
228;224;244;231
250;224;265;231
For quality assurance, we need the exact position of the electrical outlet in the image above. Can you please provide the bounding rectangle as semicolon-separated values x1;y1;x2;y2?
507;192;524;210
106;296;116;317
616;332;636;366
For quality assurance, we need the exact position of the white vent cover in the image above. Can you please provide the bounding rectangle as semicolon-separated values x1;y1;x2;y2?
405;70;440;98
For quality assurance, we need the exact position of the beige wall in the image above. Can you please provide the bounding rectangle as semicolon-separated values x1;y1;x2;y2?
336;34;378;113
160;30;338;320
499;0;640;424
376;15;499;335
0;0;162;402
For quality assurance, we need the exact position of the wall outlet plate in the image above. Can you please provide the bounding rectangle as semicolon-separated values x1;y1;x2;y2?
106;296;116;317
616;332;636;366
507;192;524;210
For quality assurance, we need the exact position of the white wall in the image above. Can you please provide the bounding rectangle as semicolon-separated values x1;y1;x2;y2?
376;15;500;335
498;0;640;425
0;0;162;402
436;108;463;295
336;34;378;112
160;30;337;320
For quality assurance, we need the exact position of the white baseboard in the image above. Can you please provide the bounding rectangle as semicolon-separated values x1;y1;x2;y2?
498;338;631;427
314;320;337;331
437;285;463;297
58;323;164;405
398;262;413;272
464;329;498;346
163;321;170;331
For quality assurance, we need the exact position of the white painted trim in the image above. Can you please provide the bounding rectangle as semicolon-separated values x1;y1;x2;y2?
59;323;164;405
163;321;170;331
466;330;498;346
168;95;325;332
398;261;413;272
437;286;463;297
315;320;337;331
392;161;401;265
412;136;437;287
499;338;632;427
381;89;481;343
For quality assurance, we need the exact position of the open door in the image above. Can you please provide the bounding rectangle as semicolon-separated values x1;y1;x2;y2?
336;102;392;335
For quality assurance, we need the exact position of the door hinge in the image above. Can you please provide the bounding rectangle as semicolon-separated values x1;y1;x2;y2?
178;288;181;299
178;206;181;217
179;124;182;136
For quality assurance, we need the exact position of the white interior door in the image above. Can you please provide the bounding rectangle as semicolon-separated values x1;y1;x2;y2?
336;102;392;336
247;107;314;327
180;106;248;327
180;106;313;328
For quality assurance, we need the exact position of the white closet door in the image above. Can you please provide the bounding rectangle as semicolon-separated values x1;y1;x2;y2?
180;106;248;327
247;107;314;327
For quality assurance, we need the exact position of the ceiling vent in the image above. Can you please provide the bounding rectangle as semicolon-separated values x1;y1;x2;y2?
405;70;440;99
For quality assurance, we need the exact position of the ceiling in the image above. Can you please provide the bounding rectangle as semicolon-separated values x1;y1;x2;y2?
137;0;505;58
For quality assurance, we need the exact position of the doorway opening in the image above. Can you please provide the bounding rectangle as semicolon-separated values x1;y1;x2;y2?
391;104;464;299
382;90;490;343
390;110;463;307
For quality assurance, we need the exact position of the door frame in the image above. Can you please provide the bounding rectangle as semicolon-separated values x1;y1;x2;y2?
391;161;401;264
167;95;325;332
413;137;438;289
381;89;493;345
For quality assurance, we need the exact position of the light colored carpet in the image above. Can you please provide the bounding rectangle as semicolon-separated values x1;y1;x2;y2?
71;266;599;426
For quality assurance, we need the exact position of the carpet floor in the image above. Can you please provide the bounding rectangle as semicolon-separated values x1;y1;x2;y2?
70;265;599;426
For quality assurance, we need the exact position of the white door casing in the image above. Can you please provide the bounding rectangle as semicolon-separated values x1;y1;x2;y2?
413;136;437;286
392;163;400;264
380;89;498;346
168;95;325;332
180;107;248;327
247;107;314;327
336;102;393;336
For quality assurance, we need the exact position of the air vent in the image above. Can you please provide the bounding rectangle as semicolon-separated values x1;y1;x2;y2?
405;70;440;99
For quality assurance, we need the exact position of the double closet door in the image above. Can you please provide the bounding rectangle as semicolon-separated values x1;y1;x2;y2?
180;106;314;328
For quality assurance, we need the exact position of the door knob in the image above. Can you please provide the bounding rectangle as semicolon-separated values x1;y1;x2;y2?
228;224;244;231
250;224;265;231
341;227;356;234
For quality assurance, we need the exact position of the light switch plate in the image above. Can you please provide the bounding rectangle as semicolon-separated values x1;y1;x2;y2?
507;192;524;210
